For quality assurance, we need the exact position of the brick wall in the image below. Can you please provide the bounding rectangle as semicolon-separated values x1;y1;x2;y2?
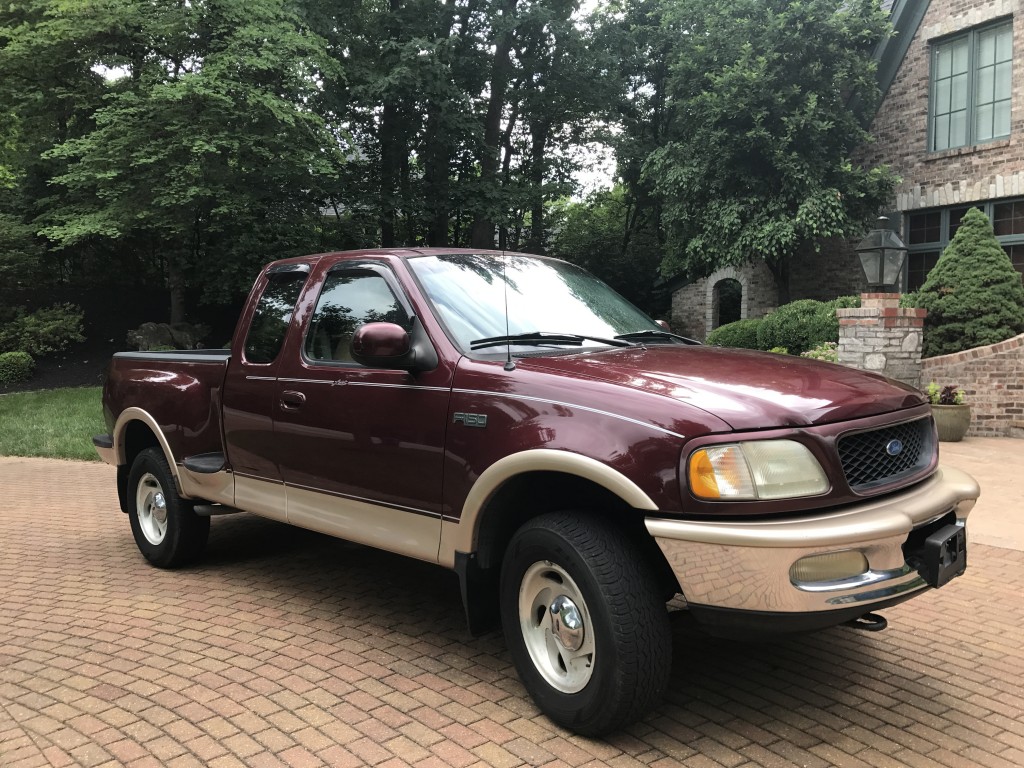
788;237;869;301
921;332;1024;436
670;262;778;341
860;0;1024;212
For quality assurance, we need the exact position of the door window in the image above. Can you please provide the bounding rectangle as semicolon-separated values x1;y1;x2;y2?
304;271;411;364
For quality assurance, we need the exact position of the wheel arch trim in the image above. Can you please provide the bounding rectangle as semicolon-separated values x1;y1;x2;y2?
112;407;183;489
441;449;658;566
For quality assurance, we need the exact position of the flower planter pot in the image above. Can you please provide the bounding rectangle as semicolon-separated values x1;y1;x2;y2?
932;404;971;442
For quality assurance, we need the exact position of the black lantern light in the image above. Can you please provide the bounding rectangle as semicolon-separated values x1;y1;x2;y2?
855;216;908;292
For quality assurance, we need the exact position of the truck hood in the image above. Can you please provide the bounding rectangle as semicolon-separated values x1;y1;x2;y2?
521;345;925;431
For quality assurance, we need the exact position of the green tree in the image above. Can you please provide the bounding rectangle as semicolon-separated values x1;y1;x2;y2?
549;186;664;313
21;0;343;323
912;208;1024;357
624;0;895;295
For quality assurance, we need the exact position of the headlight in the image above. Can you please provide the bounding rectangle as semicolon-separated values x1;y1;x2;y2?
687;440;829;500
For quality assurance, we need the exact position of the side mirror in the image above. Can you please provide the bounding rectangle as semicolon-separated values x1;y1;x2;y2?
655;319;672;332
350;320;438;372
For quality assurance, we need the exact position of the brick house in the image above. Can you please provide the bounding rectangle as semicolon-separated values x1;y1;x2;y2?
672;0;1024;340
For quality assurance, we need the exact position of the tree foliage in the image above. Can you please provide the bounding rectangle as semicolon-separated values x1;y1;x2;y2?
911;208;1024;357
0;0;916;335
623;0;896;284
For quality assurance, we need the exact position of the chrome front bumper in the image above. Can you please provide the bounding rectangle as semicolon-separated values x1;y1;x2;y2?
646;466;980;615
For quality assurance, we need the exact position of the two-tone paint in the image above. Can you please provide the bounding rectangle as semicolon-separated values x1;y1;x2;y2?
97;248;980;635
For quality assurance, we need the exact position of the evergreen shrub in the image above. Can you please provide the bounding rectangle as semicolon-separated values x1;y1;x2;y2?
0;351;34;386
0;303;85;356
909;208;1024;357
706;318;762;349
755;296;859;355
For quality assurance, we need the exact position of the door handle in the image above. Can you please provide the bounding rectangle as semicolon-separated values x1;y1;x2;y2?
280;390;306;410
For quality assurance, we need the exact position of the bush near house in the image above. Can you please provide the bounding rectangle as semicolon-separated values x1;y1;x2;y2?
708;297;859;355
754;296;860;356
705;317;762;349
907;208;1024;358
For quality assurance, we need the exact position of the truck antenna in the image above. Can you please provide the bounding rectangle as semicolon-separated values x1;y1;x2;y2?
502;251;515;372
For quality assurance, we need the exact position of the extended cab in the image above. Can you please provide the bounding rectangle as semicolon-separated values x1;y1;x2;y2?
94;249;980;734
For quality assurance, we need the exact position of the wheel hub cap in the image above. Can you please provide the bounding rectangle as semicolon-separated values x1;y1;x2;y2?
152;492;167;524
549;595;584;652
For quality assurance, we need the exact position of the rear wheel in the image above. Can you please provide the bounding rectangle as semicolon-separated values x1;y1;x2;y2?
127;448;209;567
500;512;672;735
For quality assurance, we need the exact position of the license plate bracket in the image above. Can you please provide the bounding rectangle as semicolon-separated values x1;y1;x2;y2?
917;524;967;588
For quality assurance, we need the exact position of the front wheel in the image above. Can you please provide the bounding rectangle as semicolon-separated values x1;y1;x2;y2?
127;447;209;568
500;512;672;735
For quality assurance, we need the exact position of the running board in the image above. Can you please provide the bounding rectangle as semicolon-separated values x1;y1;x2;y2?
193;504;243;517
182;452;226;474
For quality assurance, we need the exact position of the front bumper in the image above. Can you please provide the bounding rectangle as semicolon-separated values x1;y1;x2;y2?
646;466;979;631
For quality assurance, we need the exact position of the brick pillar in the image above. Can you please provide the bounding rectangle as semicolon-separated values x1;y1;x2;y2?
837;293;927;389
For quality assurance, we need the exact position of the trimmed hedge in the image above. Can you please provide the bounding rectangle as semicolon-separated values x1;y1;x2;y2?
755;296;859;356
0;351;34;386
706;318;762;349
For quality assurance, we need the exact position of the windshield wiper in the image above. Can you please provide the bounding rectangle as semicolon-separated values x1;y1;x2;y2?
470;332;634;350
614;330;702;346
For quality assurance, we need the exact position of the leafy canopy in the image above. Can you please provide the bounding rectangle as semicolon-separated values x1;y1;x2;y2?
911;207;1024;357
641;0;895;279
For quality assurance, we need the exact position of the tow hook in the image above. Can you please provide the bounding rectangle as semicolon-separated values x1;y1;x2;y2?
845;612;887;632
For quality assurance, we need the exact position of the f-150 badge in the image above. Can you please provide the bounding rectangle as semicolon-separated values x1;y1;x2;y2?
453;412;488;428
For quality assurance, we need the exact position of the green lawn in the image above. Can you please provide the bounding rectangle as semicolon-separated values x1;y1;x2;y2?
0;387;106;461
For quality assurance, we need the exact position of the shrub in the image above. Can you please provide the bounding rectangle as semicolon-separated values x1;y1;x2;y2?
0;350;34;386
801;341;838;363
0;303;85;356
755;295;859;356
706;318;762;349
909;208;1024;357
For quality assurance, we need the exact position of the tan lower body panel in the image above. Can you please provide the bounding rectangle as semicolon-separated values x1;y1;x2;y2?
286;484;441;563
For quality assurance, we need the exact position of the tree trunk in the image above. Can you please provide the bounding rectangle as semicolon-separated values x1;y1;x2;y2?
378;0;403;247
424;0;458;246
167;251;186;324
470;0;518;249
526;120;549;253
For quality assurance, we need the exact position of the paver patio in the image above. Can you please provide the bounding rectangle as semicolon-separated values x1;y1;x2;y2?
1;454;1022;768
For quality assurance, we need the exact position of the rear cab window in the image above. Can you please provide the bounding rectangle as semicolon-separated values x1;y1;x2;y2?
244;267;310;364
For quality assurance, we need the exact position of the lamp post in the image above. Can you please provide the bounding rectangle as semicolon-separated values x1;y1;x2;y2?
855;217;908;292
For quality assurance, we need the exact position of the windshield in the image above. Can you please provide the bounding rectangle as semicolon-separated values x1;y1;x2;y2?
407;253;658;352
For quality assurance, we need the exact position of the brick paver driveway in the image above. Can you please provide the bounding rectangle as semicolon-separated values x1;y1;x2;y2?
2;457;1023;768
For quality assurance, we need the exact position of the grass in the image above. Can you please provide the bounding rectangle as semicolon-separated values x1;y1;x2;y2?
0;387;106;461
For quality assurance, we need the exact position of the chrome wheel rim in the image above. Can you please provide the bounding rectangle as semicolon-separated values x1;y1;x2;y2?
518;560;595;693
136;472;168;545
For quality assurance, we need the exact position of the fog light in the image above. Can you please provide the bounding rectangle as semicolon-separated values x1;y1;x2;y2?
790;551;869;584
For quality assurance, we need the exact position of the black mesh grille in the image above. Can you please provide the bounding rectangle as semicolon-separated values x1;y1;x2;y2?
838;418;934;492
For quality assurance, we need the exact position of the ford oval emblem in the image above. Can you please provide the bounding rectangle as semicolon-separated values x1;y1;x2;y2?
886;439;904;457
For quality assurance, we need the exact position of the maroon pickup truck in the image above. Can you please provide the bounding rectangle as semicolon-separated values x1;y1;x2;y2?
95;248;979;734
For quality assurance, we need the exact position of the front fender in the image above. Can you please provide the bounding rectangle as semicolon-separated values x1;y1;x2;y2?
439;448;658;567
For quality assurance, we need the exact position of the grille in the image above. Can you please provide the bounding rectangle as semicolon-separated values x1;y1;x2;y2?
838;418;934;492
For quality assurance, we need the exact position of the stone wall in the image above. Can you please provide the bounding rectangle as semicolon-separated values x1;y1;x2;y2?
670;262;778;341
837;294;926;389
860;0;1024;213
921;332;1024;437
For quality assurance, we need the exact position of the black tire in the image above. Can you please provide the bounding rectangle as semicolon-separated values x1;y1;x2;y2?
127;447;209;568
499;512;672;735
